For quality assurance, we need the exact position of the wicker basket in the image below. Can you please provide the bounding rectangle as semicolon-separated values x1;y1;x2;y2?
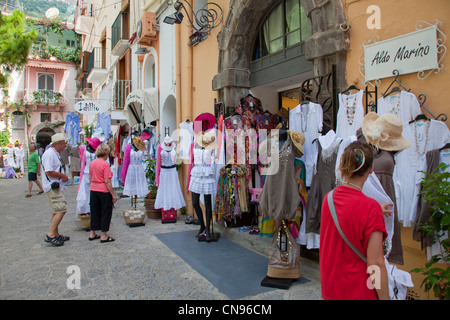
144;198;161;219
78;214;91;230
123;209;146;225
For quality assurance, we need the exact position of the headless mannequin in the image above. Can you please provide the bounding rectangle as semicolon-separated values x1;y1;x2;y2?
279;130;288;150
191;144;214;242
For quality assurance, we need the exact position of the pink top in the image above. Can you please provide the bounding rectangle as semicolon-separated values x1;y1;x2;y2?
89;158;113;193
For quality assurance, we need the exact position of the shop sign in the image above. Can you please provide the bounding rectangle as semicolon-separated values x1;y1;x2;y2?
74;100;105;115
364;26;439;81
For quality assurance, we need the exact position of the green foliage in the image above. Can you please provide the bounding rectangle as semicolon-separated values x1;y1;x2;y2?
0;10;38;89
411;163;450;300
144;156;158;199
0;129;10;147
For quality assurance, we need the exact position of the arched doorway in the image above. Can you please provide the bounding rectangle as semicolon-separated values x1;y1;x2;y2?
161;95;177;138
36;128;55;149
213;0;349;111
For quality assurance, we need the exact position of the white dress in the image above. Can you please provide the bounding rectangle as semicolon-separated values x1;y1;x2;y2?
76;150;97;215
6;148;16;168
336;90;364;138
289;102;323;187
377;91;421;124
155;149;186;211
393;119;449;226
188;146;217;195
123;148;149;198
14;147;24;173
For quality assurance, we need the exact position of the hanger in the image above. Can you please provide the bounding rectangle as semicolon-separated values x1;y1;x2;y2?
440;142;450;151
409;113;430;124
383;86;402;98
341;85;360;95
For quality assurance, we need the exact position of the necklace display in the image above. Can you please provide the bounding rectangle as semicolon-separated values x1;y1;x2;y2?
388;94;401;116
413;120;430;157
345;94;357;126
277;220;292;262
344;182;362;192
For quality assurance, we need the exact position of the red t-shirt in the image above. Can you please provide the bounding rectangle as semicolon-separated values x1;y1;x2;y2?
89;158;113;193
320;185;387;300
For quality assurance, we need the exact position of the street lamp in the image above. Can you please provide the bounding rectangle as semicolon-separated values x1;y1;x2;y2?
163;0;223;34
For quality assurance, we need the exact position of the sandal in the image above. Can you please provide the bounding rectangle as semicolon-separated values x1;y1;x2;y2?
185;216;194;224
44;235;64;246
89;235;101;241
37;191;44;195
100;237;115;243
26;194;32;198
57;235;70;242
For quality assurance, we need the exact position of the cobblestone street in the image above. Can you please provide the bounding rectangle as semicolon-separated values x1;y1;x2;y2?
0;177;321;301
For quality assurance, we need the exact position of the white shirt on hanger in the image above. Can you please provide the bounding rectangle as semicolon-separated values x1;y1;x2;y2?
336;90;365;138
178;121;194;160
289;102;323;187
393;119;449;227
377;91;422;124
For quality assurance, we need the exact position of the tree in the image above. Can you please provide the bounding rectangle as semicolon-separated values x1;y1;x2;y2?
0;10;38;92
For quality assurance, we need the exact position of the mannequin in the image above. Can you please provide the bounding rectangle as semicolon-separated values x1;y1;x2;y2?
6;143;16;169
14;142;25;174
187;130;217;242
155;136;186;222
77;137;101;216
121;137;149;204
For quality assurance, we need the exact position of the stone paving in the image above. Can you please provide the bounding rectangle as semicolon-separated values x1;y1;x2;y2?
0;176;321;300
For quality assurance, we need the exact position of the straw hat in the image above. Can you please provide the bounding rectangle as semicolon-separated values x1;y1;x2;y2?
288;130;305;156
196;130;217;150
132;137;147;151
162;136;175;152
51;133;66;144
362;112;411;151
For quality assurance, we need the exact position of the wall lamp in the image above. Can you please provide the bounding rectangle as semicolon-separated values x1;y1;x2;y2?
163;0;223;34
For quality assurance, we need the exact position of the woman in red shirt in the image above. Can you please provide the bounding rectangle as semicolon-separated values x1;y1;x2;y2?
320;141;389;300
89;144;117;243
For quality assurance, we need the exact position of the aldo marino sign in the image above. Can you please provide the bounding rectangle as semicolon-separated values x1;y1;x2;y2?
364;26;439;81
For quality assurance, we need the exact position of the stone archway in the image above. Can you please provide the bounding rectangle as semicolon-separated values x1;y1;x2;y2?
29;121;63;148
213;0;350;108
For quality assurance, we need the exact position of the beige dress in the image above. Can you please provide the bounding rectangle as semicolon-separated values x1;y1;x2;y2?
259;136;302;221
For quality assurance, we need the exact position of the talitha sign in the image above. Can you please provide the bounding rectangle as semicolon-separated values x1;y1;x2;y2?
364;26;439;81
74;100;105;115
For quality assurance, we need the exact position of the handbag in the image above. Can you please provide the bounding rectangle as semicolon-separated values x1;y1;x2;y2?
327;189;413;300
267;220;300;279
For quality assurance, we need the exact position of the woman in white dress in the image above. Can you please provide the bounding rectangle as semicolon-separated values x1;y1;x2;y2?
14;142;25;174
6;143;16;169
155;136;186;211
122;137;149;198
77;137;101;216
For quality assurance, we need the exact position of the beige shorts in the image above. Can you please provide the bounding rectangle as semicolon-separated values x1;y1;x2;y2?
46;188;67;215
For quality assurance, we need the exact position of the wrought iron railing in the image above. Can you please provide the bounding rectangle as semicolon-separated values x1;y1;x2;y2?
113;80;132;110
111;11;129;51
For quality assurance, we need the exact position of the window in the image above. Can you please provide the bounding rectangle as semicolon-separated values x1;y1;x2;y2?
38;73;54;91
253;0;311;60
66;40;75;47
41;113;51;122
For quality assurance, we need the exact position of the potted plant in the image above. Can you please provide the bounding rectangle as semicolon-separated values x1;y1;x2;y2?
412;163;449;300
144;155;161;219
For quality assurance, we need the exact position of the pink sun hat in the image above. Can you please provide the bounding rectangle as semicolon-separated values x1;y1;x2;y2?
194;113;216;134
86;137;101;151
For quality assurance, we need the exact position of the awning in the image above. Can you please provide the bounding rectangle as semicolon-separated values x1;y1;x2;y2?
124;88;159;127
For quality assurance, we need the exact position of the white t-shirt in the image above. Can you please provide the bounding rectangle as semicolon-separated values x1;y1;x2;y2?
41;147;65;193
289;102;323;187
377;91;421;124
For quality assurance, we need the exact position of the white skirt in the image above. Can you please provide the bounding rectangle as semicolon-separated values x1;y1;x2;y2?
155;167;186;211
123;164;149;198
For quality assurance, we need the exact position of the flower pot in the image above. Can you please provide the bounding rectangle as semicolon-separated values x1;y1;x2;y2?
144;198;161;219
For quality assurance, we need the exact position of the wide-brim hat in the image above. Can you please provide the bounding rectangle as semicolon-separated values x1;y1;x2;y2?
162;136;175;152
86;137;101;150
362;112;412;152
288;130;305;156
132;137;147;151
196;130;217;151
194;113;216;134
51;133;66;144
140;129;152;141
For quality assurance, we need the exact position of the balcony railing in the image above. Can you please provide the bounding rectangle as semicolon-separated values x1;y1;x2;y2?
111;11;130;56
87;47;108;84
113;80;132;110
25;89;64;105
